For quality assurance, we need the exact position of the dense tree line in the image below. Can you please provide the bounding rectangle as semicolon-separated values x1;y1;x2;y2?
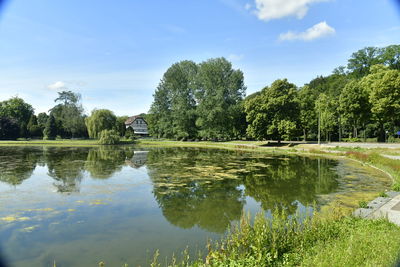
1;44;399;142
148;45;400;142
0;91;131;140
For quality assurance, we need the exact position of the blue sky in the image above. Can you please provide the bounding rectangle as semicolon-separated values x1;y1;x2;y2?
0;0;399;116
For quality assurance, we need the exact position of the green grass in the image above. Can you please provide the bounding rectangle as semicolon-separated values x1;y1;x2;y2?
149;208;400;267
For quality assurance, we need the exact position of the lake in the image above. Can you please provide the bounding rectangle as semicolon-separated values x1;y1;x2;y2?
0;146;391;266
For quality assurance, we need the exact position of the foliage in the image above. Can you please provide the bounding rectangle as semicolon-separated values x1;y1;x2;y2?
149;60;198;139
0;117;19;140
381;44;400;70
116;116;129;137
315;93;338;142
98;129;120;145
43;114;57;140
297;85;318;140
148;58;245;140
37;112;49;131
245;79;299;142
85;109;117;139
347;47;384;78
195;58;246;140
361;65;400;141
50;91;87;138
339;80;371;139
27;115;42;138
0;97;34;138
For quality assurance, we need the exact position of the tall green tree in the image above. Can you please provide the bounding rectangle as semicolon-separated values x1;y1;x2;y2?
306;72;348;141
27;114;42;138
148;60;198;139
43;114;57;140
315;93;338;142
362;65;400;141
297;85;318;141
245;79;299;142
37;112;49;133
339;80;371;138
0;97;34;138
116;116;129;137
0;117;19;140
168;61;198;139
85;109;117;139
50;91;87;138
148;81;173;138
195;57;246;140
347;47;383;78
381;45;400;70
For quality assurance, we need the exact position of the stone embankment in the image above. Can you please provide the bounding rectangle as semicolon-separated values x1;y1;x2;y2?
354;192;400;225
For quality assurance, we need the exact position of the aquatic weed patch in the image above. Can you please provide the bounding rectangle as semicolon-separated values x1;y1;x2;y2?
344;151;400;190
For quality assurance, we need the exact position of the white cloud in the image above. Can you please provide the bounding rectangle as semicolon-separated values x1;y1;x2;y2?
47;81;66;90
254;0;327;21
279;21;335;41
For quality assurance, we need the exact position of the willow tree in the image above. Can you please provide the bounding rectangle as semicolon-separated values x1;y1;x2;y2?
85;109;117;139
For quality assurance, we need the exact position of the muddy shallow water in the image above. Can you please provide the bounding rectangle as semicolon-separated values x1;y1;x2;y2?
0;146;391;266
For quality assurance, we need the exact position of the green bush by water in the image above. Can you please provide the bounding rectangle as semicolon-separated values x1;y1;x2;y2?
98;129;120;145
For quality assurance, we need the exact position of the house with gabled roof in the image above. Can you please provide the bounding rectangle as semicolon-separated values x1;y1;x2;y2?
124;115;149;135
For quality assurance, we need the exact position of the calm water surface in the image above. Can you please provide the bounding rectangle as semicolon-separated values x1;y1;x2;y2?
0;146;391;266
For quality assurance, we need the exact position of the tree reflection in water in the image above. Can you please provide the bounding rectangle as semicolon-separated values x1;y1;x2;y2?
0;147;41;186
0;146;340;232
85;146;129;179
242;156;339;214
44;147;88;193
145;148;339;233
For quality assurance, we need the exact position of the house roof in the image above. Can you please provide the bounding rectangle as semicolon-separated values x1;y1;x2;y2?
125;115;147;125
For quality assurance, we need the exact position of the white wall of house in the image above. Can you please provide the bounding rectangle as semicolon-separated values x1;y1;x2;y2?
127;118;148;135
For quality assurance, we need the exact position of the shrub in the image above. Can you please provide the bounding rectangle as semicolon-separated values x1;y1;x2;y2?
98;129;120;145
388;136;400;143
0;117;19;140
358;200;368;208
124;127;136;140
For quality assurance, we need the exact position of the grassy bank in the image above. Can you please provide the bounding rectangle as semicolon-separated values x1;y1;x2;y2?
149;209;400;267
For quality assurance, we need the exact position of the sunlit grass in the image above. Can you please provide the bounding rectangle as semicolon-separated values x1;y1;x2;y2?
150;207;400;267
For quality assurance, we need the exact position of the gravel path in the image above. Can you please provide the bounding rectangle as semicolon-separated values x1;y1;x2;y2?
323;142;400;149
